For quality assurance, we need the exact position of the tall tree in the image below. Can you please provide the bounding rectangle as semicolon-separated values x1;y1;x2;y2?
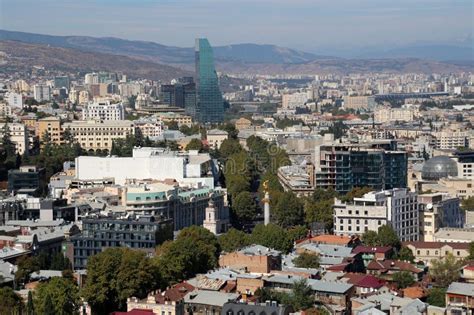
427;288;447;307
430;253;463;287
397;247;415;262
361;230;379;246
218;228;251;253
273;191;304;228
82;248;158;313
26;290;35;315
250;224;292;253
293;253;320;269
232;191;257;223
0;287;22;315
392;271;415;289
289;279;314;311
34;277;80;315
376;225;401;248
155;226;220;286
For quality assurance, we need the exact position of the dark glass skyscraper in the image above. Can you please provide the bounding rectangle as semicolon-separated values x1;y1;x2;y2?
195;38;224;123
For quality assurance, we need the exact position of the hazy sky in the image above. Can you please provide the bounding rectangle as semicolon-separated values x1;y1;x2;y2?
1;0;472;54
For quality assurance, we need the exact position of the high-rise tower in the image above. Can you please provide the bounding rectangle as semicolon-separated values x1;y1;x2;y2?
195;38;224;123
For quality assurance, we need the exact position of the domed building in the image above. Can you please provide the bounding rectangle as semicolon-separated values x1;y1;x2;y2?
421;156;458;180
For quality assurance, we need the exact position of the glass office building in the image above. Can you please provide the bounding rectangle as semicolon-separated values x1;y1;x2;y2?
195;38;224;123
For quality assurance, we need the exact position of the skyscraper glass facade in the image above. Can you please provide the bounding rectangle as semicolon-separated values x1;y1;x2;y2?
195;38;224;123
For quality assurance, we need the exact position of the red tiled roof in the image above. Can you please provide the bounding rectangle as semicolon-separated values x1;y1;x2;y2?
352;245;392;254
343;273;385;289
366;259;423;273
155;282;195;303
327;263;350;272
402;286;428;299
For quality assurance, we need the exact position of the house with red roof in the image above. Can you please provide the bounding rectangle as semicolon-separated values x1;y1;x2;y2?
126;282;195;315
366;260;424;282
351;246;394;267
462;262;474;283
342;273;387;295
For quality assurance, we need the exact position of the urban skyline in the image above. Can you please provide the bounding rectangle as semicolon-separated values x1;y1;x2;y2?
0;0;472;57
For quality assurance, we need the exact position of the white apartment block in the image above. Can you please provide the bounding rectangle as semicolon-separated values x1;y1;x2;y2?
282;92;308;109
62;120;134;152
418;193;463;242
82;101;125;121
206;129;228;149
6;92;23;108
432;131;468;150
333;188;419;242
0;102;12;118
374;106;416;123
134;118;165;138
75;147;215;188
0;123;28;155
33;84;51;102
84;73;99;85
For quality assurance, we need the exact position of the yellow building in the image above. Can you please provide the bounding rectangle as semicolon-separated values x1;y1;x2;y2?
62;120;135;153
37;117;62;145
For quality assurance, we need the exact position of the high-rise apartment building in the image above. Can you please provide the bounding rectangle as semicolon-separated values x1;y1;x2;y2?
314;140;407;194
33;84;51;102
195;38;224;123
333;188;419;242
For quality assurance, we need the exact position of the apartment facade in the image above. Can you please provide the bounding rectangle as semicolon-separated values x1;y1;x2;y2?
82;100;125;121
0;123;28;155
333;188;419;242
62;120;134;152
314;142;407;194
37;117;62;145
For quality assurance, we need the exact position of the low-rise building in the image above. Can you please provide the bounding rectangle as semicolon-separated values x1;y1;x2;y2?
403;241;470;265
445;282;474;315
219;245;282;273
206;129;228;150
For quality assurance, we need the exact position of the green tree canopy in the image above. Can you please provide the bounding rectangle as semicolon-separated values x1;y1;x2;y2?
361;230;379;247
289;279;314;311
293;252;320;269
82;248;158;314
250;224;292;253
34;277;81;315
15;255;40;286
185;138;204;152
427;287;447;307
397;247;415;263
156;226;220;286
0;287;22;315
392;271;415;289
461;196;474;212
219;138;243;159
273;191;304;228
429;253;463;288
469;241;474;260
218;228;251;253
232;191;257;223
377;225;401;248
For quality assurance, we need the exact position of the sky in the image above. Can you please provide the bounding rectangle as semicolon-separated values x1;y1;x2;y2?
0;0;472;55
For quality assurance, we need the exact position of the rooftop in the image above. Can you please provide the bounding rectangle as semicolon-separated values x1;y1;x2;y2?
447;282;474;297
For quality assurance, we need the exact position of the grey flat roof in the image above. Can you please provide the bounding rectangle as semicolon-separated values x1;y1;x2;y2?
447;282;474;297
184;290;240;306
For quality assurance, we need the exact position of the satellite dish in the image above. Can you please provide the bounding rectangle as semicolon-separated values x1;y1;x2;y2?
426;203;433;210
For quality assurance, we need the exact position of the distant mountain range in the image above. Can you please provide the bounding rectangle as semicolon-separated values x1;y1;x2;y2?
0;30;327;64
0;29;472;77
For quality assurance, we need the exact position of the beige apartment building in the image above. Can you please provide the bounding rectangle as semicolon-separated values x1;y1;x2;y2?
404;241;470;266
62;120;135;153
374;106;417;123
206;129;228;149
155;113;192;127
343;95;375;110
432;130;469;150
37;117;63;145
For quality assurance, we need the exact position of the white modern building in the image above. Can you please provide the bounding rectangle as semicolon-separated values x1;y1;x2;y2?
75;147;216;188
418;193;463;241
0;123;28;155
333;188;419;242
6;92;23;108
82;100;125;121
281;92;308;109
33;84;51;102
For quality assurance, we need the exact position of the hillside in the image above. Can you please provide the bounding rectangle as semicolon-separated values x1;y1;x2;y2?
0;29;327;64
0;40;191;81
